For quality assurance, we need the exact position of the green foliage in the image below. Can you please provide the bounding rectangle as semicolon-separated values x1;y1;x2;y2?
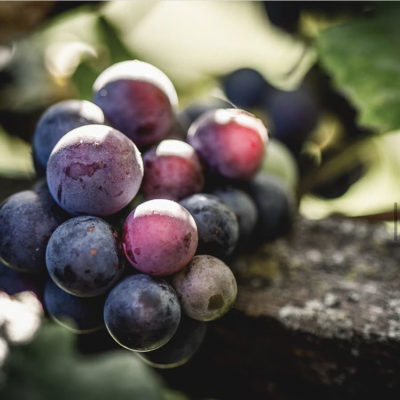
318;4;400;133
0;128;34;178
0;323;165;400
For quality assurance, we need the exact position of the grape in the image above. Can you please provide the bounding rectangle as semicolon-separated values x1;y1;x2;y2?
267;87;319;155
244;173;295;243
104;274;181;352
122;199;198;276
0;262;43;297
142;140;204;201
93;60;178;148
180;194;238;259
172;255;237;321
188;108;268;179
32;100;105;174
0;189;67;273
46;216;123;297
212;187;257;241
44;280;105;334
46;124;143;216
222;68;271;109
137;315;206;369
179;97;232;131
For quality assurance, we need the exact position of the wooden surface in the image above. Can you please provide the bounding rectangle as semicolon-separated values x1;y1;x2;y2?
160;217;400;399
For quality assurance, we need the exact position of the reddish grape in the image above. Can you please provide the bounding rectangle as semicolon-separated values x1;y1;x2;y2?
142;140;204;201
93;60;178;149
122;199;198;276
188;108;268;179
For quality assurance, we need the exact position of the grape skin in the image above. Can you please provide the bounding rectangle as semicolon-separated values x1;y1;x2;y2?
104;274;181;352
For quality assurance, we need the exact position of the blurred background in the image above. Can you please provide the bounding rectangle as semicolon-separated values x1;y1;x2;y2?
1;1;400;399
2;0;400;222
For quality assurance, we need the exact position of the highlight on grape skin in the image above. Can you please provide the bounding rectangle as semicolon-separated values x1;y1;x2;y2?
142;139;204;201
93;60;178;149
32;100;106;174
173;255;237;322
188;108;268;179
0;189;67;273
180;193;239;259
44;280;105;334
104;274;181;352
46;124;144;216
137;315;206;369
122;199;198;276
46;216;123;297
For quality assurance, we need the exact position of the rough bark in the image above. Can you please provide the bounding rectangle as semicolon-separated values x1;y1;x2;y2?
160;216;400;400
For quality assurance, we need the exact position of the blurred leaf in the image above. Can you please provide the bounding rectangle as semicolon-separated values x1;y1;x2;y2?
95;16;135;63
317;4;400;132
1;323;165;400
72;61;99;101
300;131;400;218
0;128;34;178
102;1;315;92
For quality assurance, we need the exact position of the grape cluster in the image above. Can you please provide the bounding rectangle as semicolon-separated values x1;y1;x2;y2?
0;60;295;369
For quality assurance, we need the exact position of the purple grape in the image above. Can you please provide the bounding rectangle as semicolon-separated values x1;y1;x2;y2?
188;108;268;180
180;194;239;259
142;140;204;201
0;189;67;273
137;315;206;369
122;199;198;276
93;60;178;148
172;255;237;321
212;187;258;241
46;124;143;216
44;280;105;334
46;216;123;297
104;274;181;352
32;100;105;174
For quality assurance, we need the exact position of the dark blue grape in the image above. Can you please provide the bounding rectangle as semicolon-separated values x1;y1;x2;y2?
267;87;319;155
223;68;271;109
104;274;181;352
244;173;296;243
46;216;123;297
180;194;239;259
212;187;258;241
137;315;206;369
32;100;105;174
44;280;105;334
0;189;67;273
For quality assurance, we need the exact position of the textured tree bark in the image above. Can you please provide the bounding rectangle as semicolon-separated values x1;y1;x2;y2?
159;217;400;400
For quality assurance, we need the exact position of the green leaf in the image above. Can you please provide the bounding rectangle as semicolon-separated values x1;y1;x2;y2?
300;131;400;218
317;4;400;133
102;1;315;91
1;323;165;400
0;128;34;178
